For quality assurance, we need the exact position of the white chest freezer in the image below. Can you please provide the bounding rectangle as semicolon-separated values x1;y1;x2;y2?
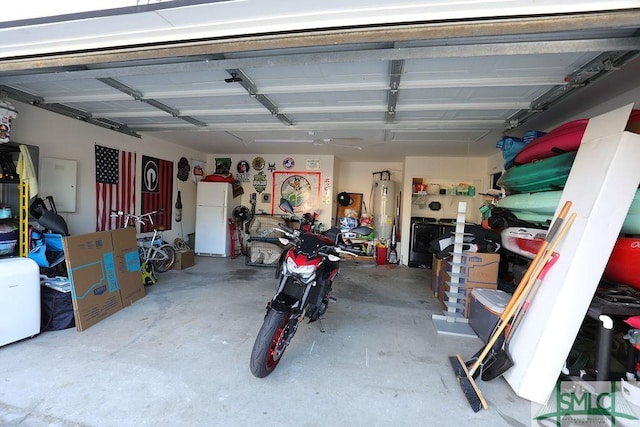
0;257;41;347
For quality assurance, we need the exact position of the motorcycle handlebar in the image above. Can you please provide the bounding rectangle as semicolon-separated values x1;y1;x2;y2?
335;247;359;257
275;223;298;239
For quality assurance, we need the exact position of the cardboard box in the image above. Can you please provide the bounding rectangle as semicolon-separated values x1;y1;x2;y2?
111;227;145;306
432;256;444;294
173;249;195;270
436;252;500;286
437;280;468;316
437;254;499;317
437;279;498;317
462;252;500;285
63;231;123;332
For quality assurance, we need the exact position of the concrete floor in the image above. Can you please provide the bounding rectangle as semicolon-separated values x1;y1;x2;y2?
0;257;533;427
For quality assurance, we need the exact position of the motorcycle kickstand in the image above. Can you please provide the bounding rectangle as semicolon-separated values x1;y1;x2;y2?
318;317;326;333
316;296;337;333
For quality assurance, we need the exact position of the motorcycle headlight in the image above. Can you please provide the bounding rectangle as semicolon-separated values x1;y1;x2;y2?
285;257;316;280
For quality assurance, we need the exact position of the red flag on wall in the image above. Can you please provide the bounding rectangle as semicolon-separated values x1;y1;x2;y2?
141;155;173;232
95;145;136;231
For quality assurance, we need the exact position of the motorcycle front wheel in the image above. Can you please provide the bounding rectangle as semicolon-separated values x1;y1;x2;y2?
250;309;291;378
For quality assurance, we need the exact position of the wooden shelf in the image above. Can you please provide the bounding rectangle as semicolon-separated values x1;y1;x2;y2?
340;255;374;262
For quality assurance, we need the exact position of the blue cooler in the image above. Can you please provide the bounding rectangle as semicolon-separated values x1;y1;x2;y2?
469;288;511;343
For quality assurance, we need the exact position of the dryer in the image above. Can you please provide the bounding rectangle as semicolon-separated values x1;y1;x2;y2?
0;257;41;347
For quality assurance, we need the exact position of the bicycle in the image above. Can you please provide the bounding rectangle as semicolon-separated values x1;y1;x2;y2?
110;209;176;273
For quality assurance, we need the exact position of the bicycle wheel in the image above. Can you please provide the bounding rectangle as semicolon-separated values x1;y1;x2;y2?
152;244;176;273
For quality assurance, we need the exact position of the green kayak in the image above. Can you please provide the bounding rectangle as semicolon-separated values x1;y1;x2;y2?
497;189;640;234
497;151;576;194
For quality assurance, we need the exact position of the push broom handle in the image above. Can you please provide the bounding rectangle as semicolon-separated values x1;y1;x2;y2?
469;212;576;376
507;252;559;345
497;201;572;323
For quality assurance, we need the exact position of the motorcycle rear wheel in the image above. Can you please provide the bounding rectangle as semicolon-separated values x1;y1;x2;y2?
250;309;290;378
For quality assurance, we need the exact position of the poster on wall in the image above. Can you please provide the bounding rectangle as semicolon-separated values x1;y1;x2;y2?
215;158;231;175
272;171;321;215
141;155;173;232
191;159;205;183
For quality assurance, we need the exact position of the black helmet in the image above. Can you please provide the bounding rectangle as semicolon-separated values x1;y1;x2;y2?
337;192;352;207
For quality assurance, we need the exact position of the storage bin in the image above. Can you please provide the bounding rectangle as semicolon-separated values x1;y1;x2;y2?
469;288;511;343
0;239;17;255
0;207;11;219
496;136;527;169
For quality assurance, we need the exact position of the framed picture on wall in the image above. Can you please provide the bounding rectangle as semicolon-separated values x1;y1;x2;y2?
272;171;321;214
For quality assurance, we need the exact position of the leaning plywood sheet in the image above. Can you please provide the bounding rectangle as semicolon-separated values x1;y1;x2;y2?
504;103;640;404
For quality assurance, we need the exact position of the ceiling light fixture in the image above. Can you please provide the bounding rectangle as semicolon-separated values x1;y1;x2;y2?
224;73;243;83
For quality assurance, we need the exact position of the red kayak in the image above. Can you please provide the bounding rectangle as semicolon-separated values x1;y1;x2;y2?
604;237;640;290
502;228;640;290
514;109;640;165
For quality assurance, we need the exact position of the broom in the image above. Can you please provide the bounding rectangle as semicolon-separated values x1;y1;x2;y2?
450;203;574;412
459;201;572;375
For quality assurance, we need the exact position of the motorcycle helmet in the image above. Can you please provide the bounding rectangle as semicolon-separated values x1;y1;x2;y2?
339;216;358;231
337;192;353;207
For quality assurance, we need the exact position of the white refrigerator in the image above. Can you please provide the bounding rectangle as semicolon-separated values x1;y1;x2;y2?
195;182;234;256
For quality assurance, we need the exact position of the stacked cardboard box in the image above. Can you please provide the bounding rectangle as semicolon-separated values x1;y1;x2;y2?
434;252;500;317
62;228;145;331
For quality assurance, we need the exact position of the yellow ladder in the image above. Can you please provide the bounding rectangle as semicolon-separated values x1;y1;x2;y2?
18;156;29;257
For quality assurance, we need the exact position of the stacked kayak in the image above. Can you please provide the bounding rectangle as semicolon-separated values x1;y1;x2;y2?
502;227;640;291
604;237;640;290
497;189;640;234
496;191;566;226
500;227;546;259
513;109;640;165
496;151;576;194
513;118;589;165
496;109;640;291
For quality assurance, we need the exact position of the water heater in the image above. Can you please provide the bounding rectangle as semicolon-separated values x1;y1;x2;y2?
372;172;396;241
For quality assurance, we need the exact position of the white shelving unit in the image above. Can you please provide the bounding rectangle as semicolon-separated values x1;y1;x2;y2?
432;201;477;337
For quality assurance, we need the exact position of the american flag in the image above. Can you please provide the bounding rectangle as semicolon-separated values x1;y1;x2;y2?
95;145;136;231
141;155;173;233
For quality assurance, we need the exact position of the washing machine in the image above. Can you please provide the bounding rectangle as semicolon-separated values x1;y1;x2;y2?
408;217;440;268
0;257;41;347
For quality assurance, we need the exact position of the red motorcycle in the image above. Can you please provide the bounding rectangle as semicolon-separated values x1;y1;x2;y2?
250;198;371;378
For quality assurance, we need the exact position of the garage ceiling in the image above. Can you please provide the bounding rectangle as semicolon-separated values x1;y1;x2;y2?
1;3;639;161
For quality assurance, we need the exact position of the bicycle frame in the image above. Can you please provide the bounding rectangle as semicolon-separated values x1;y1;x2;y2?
110;209;176;273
